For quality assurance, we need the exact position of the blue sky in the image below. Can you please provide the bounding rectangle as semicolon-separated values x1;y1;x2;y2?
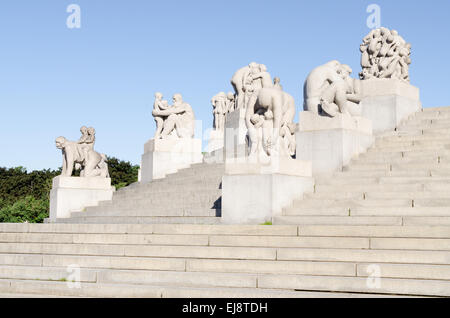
0;0;449;170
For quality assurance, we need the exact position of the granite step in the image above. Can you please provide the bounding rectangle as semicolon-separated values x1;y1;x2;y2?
257;274;450;297
0;242;277;259
70;208;219;218
94;202;221;212
274;215;450;226
107;192;221;205
316;176;450;186
305;191;450;201
53;216;222;225
344;163;450;172
0;279;404;298
2;223;450;239
0;223;298;236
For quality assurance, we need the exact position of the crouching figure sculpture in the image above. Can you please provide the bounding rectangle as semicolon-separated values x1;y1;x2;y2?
55;127;109;178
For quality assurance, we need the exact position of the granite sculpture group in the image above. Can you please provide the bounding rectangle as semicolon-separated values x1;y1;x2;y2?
152;93;196;139
228;62;296;160
50;27;422;224
55;126;109;178
359;27;411;82
211;92;235;132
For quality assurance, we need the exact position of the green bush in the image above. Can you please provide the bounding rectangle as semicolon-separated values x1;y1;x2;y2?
0;196;49;223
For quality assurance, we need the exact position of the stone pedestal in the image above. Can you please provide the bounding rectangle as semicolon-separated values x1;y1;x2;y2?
140;138;203;184
359;79;421;134
206;129;224;153
222;157;314;224
205;108;248;164
296;111;373;176
223;108;248;159
49;176;114;219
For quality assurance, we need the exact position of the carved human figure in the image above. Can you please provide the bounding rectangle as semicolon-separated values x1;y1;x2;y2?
211;92;227;131
304;61;362;118
152;92;170;139
78;126;89;144
231;62;268;110
303;60;343;113
86;127;96;147
226;92;236;113
360;44;372;76
280;122;296;156
320;64;362;117
399;43;412;81
230;64;252;110
242;63;267;110
56;136;107;178
94;154;110;178
152;94;195;138
244;64;275;117
77;126;96;168
246;64;272;90
245;87;296;159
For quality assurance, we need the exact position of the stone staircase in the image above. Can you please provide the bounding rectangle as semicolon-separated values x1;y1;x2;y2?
275;106;450;226
1;106;450;297
50;163;224;224
0;223;450;297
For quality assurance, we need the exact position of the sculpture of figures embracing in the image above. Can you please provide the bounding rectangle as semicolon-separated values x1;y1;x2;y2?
152;93;196;139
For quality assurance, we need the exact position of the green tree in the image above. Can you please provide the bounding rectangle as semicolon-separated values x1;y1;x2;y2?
0;196;49;223
107;156;139;189
0;167;60;206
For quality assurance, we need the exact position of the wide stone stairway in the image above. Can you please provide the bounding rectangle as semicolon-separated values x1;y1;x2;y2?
1;222;450;297
1;106;450;297
50;163;224;224
276;106;450;226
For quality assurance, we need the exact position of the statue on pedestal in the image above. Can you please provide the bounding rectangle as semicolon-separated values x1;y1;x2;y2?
55;126;109;178
246;87;296;159
303;60;362;118
232;63;296;160
151;93;195;139
211;92;227;131
231;62;272;110
359;27;411;82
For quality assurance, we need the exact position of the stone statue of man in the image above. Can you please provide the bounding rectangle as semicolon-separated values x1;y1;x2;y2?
303;60;343;114
319;64;362;117
211;92;227;131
